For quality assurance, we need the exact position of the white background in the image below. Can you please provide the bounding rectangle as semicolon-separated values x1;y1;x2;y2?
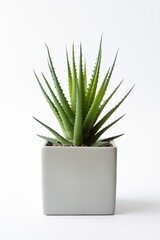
0;0;160;239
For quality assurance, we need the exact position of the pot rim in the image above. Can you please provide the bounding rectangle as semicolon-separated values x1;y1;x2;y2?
42;140;116;149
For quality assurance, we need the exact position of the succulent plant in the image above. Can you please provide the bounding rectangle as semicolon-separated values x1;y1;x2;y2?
33;37;133;146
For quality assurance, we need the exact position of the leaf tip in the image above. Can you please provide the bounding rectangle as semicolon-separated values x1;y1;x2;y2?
100;32;103;41
44;42;49;49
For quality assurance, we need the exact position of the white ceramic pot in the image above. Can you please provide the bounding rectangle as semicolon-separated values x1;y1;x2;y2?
41;141;117;215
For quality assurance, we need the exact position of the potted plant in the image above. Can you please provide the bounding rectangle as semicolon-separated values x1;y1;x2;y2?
33;37;133;215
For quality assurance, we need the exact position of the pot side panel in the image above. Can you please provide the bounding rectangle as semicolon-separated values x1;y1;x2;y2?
42;147;117;215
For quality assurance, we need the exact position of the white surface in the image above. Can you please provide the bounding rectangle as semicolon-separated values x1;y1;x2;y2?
0;195;160;240
0;0;160;239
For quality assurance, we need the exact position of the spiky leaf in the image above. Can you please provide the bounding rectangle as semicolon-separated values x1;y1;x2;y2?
37;135;59;145
71;44;77;113
33;117;71;145
95;79;124;123
66;48;73;105
33;71;65;132
91;86;134;136
83;68;110;140
41;73;73;139
73;83;83;146
91;134;124;146
86;114;125;145
84;37;102;116
46;44;74;121
78;44;86;119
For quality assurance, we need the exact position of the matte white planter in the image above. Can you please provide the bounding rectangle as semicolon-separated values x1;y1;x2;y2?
42;141;117;215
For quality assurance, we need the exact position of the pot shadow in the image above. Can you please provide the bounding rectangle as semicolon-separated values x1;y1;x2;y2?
116;198;160;215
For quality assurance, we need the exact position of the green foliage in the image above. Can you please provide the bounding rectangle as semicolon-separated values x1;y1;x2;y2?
33;38;133;146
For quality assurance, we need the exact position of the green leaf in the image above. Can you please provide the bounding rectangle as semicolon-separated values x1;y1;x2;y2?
66;48;73;106
83;68;110;140
91;134;124;146
86;114;125;145
91;49;119;123
73;82;83;146
100;134;124;142
95;79;124;123
37;135;59;145
33;117;71;145
91;85;134;136
82;58;87;111
45;44;74;121
78;44;85;119
85;37;102;116
71;44;77;113
106;49;119;85
83;58;87;93
41;73;73;139
33;70;65;131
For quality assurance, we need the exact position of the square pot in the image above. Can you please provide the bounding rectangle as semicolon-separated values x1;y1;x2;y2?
42;141;117;215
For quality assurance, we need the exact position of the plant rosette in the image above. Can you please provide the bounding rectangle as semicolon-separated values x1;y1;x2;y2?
34;37;133;215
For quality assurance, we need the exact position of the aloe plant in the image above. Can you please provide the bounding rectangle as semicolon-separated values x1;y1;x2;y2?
33;37;133;146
